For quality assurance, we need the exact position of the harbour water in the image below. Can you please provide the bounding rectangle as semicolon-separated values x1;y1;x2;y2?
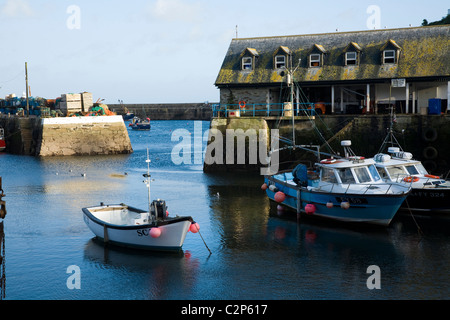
0;120;449;301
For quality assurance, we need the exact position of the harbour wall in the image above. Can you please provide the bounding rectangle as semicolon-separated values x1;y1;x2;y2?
108;103;214;120
0;115;133;156
203;114;450;175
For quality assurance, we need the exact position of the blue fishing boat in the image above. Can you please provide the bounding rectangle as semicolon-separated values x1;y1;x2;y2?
264;141;410;226
129;117;150;131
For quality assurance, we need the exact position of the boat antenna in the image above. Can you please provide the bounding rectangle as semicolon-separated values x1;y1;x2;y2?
143;148;153;222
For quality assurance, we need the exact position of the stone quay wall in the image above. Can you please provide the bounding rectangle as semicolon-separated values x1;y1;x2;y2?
0;115;133;156
37;116;133;156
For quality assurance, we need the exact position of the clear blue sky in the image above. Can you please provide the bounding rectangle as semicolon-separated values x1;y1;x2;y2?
0;0;448;104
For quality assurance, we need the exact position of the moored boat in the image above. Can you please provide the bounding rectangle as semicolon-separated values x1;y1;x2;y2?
264;141;411;226
373;147;450;216
82;150;199;251
82;202;194;251
0;128;6;152
129;117;150;130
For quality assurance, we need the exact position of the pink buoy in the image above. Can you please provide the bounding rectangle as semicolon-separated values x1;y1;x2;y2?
190;222;200;233
261;183;268;190
340;201;350;210
166;210;169;217
305;204;316;215
326;202;333;209
150;227;161;238
274;191;286;203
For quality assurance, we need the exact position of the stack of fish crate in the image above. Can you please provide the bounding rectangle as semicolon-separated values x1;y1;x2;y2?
81;92;93;112
59;93;82;115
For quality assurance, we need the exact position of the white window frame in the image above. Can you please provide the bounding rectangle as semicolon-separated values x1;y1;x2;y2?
275;55;286;69
383;50;396;64
310;53;321;67
242;57;253;70
345;51;357;65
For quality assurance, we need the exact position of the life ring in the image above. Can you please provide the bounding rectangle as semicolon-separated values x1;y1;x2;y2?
424;174;440;179
239;101;246;109
403;176;419;183
320;159;336;164
422;128;438;142
423;146;438;160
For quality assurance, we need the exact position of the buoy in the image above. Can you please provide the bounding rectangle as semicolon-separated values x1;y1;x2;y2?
341;201;350;210
424;174;440;179
326;202;333;209
261;183;268;190
274;191;286;203
150;227;161;238
277;204;284;211
190;222;200;233
166;210;169;217
403;176;419;183
305;204;316;215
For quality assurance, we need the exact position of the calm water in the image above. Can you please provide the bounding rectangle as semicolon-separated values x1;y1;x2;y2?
0;120;449;301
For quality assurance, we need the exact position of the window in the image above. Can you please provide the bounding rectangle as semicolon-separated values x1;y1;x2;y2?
405;165;419;175
337;168;356;184
368;165;381;182
354;167;371;183
242;57;253;70
275;55;286;69
345;52;357;65
386;166;405;179
310;54;321;67
321;168;337;183
383;50;396;64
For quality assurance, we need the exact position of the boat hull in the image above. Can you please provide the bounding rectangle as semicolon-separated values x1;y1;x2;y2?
83;204;192;251
265;176;407;226
401;187;450;215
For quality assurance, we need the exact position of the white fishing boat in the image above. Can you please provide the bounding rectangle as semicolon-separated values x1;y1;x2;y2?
82;150;199;251
374;147;450;216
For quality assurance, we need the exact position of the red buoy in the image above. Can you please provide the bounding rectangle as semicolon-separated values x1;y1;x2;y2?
274;191;286;203
261;183;268;190
305;204;316;215
150;227;161;238
190;222;200;233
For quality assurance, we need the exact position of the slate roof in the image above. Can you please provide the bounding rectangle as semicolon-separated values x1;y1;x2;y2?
215;25;450;86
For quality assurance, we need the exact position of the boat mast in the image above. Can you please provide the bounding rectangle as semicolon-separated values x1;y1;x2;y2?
144;148;153;222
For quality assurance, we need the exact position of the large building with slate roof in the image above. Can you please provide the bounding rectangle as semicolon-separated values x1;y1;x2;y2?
215;25;450;115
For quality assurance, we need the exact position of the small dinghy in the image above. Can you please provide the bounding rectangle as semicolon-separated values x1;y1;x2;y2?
82;150;198;252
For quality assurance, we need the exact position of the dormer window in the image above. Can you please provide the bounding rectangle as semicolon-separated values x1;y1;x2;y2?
380;40;401;65
309;44;327;68
275;55;286;69
273;46;291;70
241;48;259;71
383;50;396;64
344;42;362;66
345;52;357;65
242;57;253;70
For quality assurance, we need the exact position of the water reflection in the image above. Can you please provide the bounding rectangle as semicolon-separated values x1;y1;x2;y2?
83;238;200;299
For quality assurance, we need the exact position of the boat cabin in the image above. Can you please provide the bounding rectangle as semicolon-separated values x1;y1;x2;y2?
318;159;382;185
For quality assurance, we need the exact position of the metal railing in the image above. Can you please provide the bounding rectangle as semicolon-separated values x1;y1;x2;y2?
211;103;324;118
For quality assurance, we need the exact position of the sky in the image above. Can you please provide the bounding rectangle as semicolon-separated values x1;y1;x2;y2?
0;0;448;104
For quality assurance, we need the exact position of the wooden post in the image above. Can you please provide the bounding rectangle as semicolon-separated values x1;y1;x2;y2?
25;62;29;117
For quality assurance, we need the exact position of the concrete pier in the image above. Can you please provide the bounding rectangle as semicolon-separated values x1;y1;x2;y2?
0;115;133;156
